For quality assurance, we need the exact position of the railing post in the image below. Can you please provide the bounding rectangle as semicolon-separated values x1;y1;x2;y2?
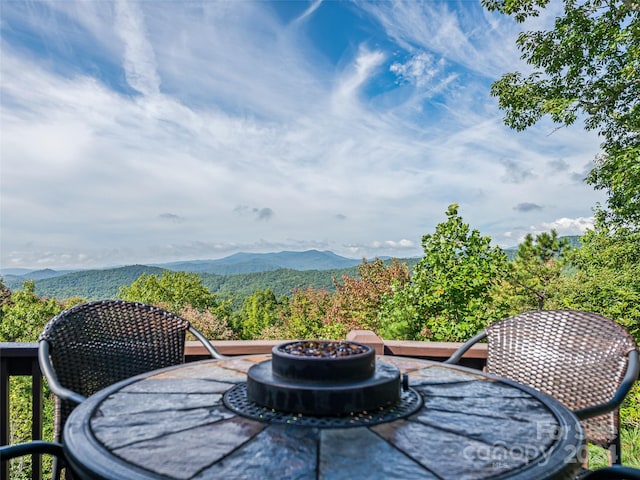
0;343;44;480
31;356;43;479
346;330;385;354
1;352;9;480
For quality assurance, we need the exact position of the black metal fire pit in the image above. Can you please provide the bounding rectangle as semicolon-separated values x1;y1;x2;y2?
245;340;401;416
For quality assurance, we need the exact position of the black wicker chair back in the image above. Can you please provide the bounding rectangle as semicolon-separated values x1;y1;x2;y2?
580;465;640;479
0;441;71;480
38;300;224;445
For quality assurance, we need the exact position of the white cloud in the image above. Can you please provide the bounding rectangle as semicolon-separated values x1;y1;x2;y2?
369;239;416;249
358;0;562;79
345;239;418;259
293;0;324;24
542;217;595;234
390;52;446;88
497;216;595;247
115;0;160;96
333;46;386;112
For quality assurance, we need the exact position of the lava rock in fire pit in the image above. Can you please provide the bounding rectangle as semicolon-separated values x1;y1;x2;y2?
280;340;369;357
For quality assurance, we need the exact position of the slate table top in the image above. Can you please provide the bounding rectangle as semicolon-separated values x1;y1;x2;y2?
63;355;585;480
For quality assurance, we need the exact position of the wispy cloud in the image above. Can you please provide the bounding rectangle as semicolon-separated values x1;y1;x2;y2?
333;46;386;113
115;0;160;96
293;0;324;24
255;208;274;221
514;203;543;213
390;52;446;89
357;0;517;78
159;213;184;223
234;206;275;221
548;158;570;172
542;217;595;234
500;159;536;184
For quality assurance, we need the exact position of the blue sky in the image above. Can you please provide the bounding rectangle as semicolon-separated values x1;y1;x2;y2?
0;0;605;270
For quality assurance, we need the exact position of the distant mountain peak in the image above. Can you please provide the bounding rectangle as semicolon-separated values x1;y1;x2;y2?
153;250;362;275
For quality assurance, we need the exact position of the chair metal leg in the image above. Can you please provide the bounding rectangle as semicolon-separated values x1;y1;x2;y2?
52;455;61;480
609;433;621;465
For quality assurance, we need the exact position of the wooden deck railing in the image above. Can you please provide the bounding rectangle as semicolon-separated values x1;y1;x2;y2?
1;331;487;480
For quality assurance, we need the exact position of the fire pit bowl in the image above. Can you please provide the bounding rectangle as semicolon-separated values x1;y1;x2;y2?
246;340;401;416
271;340;375;382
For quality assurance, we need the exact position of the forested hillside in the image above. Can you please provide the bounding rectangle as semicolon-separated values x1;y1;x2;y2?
3;265;165;300
2;240;587;303
2;259;421;304
201;267;361;307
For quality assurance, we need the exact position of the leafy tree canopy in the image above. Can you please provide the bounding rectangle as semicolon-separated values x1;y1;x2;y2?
328;258;410;333
234;289;281;340
118;270;222;313
380;204;509;341
493;230;572;311
0;281;63;342
558;213;640;340
486;0;640;226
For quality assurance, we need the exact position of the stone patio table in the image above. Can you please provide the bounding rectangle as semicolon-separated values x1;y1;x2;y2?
63;354;585;479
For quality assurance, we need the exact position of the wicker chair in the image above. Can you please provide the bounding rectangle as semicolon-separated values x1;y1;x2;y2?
580;465;640;479
38;300;226;478
446;310;639;465
0;441;70;479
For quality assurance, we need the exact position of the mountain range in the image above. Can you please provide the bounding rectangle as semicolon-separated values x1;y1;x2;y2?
0;250;390;301
1;238;580;302
150;250;366;275
1;250;366;281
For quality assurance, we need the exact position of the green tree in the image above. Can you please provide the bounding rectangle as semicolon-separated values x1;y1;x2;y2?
268;286;338;340
557;214;640;340
327;258;410;334
486;0;640;226
233;289;281;339
118;271;221;313
0;277;11;307
0;281;62;342
495;230;572;311
380;204;509;341
179;304;235;341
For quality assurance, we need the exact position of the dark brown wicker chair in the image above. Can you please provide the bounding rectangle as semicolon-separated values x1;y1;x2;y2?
0;441;71;479
580;465;640;479
0;440;74;479
446;310;639;465
38;300;226;478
